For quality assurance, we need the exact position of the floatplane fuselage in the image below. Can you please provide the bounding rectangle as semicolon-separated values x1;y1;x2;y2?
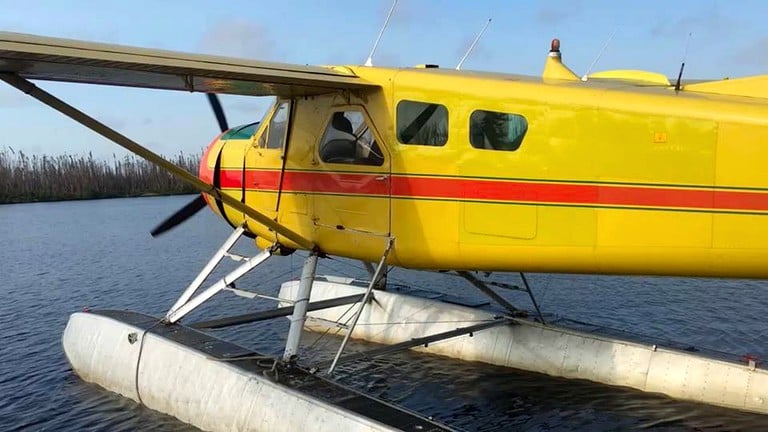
203;46;768;279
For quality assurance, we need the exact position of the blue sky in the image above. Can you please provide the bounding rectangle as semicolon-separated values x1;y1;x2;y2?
1;0;767;159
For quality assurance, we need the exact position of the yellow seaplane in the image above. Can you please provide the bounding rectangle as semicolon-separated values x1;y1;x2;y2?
2;27;768;431
3;33;767;278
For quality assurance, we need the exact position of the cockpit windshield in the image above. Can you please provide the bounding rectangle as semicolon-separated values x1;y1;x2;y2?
258;97;278;126
257;98;291;150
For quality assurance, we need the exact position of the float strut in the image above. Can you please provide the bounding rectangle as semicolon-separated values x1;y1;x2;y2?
283;252;319;361
327;238;394;375
362;261;376;278
167;224;246;316
520;272;546;325
362;260;387;290
457;271;520;314
165;248;271;323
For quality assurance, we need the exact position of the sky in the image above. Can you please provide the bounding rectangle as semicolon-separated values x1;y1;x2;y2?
1;0;767;159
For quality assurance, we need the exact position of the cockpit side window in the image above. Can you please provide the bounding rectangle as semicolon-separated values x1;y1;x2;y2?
469;109;528;151
396;100;448;146
258;99;292;150
318;111;384;166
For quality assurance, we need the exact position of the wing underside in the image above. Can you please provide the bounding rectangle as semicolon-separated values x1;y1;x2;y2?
0;32;377;96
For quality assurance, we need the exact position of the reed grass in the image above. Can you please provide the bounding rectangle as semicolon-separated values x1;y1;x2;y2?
0;147;200;204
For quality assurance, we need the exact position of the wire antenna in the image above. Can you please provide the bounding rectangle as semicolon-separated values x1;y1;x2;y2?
674;32;693;92
456;18;492;70
365;0;398;67
581;28;617;81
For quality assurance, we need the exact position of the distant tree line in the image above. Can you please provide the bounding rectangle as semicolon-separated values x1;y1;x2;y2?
0;147;200;204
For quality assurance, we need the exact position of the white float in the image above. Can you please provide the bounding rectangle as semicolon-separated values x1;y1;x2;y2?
281;277;768;415
61;310;445;432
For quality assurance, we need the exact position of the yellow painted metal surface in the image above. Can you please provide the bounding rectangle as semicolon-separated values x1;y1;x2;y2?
685;75;768;99
208;60;768;278
587;69;671;86
542;53;580;82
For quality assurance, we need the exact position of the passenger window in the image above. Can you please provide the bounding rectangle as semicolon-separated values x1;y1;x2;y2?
318;111;384;166
396;100;448;146
469;110;528;151
259;100;291;149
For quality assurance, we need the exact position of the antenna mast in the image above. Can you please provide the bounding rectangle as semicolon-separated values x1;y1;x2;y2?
674;32;692;92
365;0;398;67
581;28;617;81
456;18;492;70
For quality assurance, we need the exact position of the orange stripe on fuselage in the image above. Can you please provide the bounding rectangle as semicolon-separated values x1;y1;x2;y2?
392;176;768;212
223;169;390;196
219;169;768;213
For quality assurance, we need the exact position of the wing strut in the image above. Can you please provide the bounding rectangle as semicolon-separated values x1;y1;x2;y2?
327;237;394;375
0;73;315;251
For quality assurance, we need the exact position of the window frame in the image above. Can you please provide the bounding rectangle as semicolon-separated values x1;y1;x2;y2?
316;106;387;167
395;99;449;147
266;99;292;151
468;109;528;152
254;98;293;152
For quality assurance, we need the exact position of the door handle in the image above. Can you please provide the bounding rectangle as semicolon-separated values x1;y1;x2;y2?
375;175;388;181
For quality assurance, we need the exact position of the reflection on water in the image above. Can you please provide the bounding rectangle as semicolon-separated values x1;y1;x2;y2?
296;330;768;432
1;196;767;431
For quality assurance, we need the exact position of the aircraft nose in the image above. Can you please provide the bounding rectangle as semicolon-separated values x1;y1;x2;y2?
199;132;224;185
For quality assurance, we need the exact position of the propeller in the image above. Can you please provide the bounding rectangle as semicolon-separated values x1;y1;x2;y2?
150;93;228;237
207;93;229;132
150;195;207;237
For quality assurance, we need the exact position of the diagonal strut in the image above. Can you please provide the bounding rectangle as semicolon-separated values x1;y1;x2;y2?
0;73;315;251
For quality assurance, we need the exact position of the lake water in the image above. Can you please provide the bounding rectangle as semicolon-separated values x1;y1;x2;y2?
1;195;767;431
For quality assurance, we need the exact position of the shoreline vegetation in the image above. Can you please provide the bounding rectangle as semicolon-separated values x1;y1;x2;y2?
0;147;200;204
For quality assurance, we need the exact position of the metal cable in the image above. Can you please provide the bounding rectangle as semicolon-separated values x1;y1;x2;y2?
306;299;360;352
134;320;164;406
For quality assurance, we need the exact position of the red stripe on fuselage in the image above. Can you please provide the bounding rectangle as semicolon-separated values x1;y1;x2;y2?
218;169;768;212
222;169;390;196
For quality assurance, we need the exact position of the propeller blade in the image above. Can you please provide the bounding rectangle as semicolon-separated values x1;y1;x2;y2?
207;93;229;132
150;195;207;237
150;94;226;238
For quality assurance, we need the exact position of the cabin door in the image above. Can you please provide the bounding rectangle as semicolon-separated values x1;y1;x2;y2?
312;106;391;247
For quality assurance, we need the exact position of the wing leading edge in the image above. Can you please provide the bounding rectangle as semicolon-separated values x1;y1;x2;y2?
0;32;377;96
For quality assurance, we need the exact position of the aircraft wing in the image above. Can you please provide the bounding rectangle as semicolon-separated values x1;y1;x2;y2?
0;32;377;96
